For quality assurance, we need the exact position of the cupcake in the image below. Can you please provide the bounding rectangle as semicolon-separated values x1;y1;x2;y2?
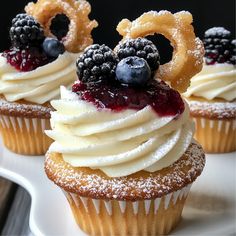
45;11;205;235
184;27;236;153
0;0;97;155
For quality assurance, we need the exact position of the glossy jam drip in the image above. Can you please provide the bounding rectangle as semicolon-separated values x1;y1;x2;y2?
72;80;185;117
3;47;51;72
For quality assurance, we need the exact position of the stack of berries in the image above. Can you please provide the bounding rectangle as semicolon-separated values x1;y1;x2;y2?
73;38;184;117
3;13;68;71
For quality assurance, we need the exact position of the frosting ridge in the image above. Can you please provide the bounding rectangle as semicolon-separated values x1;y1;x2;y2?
184;63;236;101
0;52;79;104
46;87;194;177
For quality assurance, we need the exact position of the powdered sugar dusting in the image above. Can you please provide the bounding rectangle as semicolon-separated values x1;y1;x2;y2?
205;27;230;38
188;100;236;119
187;38;204;67
0;97;53;118
177;10;191;15
149;10;170;16
45;142;205;201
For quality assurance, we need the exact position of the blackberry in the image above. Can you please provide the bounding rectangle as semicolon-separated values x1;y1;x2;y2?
76;44;118;83
204;27;231;39
203;27;234;65
230;39;236;65
116;38;160;71
10;13;45;48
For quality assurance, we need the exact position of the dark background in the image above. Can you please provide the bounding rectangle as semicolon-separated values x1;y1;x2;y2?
0;0;235;63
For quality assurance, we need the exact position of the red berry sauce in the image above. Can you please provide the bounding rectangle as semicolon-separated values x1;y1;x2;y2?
72;80;185;117
2;47;51;72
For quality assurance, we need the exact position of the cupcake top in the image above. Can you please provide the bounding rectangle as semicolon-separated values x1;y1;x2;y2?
45;142;205;200
0;0;97;105
46;10;205;178
184;27;236;101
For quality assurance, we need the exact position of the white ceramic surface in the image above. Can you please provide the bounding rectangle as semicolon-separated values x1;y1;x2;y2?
0;140;235;236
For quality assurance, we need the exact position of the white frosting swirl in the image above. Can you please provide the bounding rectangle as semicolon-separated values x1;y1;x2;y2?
184;63;236;101
0;52;79;104
46;87;194;177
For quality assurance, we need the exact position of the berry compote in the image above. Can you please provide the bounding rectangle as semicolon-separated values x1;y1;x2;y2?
2;47;51;72
72;79;185;117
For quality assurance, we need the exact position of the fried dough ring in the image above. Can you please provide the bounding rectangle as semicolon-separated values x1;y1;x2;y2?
25;0;98;53
117;11;204;92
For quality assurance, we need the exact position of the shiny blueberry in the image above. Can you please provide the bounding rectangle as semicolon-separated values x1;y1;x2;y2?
42;37;65;58
115;56;151;86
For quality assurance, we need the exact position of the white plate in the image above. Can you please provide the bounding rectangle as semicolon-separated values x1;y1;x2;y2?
0;140;236;236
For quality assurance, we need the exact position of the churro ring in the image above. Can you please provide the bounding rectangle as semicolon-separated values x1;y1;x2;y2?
117;11;204;92
25;0;98;53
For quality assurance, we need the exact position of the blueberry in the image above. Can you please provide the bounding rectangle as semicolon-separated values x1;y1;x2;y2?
116;56;151;86
42;37;65;58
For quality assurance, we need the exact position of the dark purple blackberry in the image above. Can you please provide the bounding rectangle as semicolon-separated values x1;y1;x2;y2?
116;38;160;71
10;14;45;48
203;27;234;65
204;27;231;39
230;39;236;65
76;44;118;83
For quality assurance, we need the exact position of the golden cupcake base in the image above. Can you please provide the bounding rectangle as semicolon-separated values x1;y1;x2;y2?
0;96;53;155
64;185;191;236
45;143;205;235
185;96;236;153
0;115;52;155
193;117;236;153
